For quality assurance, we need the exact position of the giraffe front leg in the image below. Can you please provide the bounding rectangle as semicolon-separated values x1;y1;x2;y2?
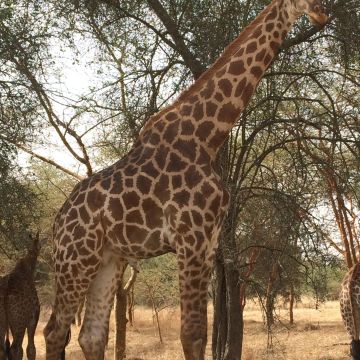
177;245;213;360
78;255;126;360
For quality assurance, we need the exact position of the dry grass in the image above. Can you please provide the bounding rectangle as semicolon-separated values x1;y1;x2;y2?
24;300;350;359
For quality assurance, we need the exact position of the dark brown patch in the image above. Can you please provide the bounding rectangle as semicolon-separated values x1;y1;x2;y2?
126;225;148;242
184;165;202;189
246;41;257;54
141;161;160;178
180;105;192;116
181;120;195;135
214;92;224;102
241;83;254;104
259;35;266;45
73;192;85;206
163;120;179;144
235;47;244;57
79;206;90;224
125;178;133;187
124;164;137;177
173;139;197;162
166;111;178;121
172;175;182;189
266;22;275;32
201;181;215;198
188;95;198;104
218;79;232;97
173;190;190;207
122;191;140;209
197;147;210;165
193;102;204;121
228;60;245;76
87;189;106;212
200;79;215;99
206;101;217;117
234;78;247;97
145;231;161;250
154;120;165;132
142;198;163;228
126;210;143;224
210;195;221;215
66;208;78;223
155;146;168;168
218;102;240;123
264;53;272;66
247;57;252;66
270;41;279;54
274;31;279;39
166;153;188;172
192;210;203;226
253;25;262;38
73;224;86;240
112;223;124;239
251;66;262;79
101;178;111;191
195;121;214;142
209;130;227;150
154;174;170;204
108;198;123;221
266;6;277;20
111;172;123;193
255;48;266;62
136;175;152;195
149;132;160;145
184;234;195;246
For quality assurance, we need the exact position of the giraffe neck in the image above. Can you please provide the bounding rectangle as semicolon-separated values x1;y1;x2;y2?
140;0;300;160
15;249;38;276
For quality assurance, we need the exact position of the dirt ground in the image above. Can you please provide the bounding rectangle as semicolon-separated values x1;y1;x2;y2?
24;300;350;360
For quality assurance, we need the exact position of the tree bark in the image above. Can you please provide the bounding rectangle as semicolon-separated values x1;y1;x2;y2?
212;211;244;360
289;283;295;325
114;266;138;360
114;281;128;360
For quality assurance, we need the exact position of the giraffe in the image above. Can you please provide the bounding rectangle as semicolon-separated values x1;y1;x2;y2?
44;1;328;359
0;232;41;360
340;263;360;360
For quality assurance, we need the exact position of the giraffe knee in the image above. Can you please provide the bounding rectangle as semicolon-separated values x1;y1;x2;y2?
79;327;107;359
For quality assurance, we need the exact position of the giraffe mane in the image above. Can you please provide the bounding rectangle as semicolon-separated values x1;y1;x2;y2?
140;0;277;134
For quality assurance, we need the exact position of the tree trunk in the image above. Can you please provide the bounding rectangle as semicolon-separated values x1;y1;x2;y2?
212;218;244;360
289;284;295;325
114;284;128;360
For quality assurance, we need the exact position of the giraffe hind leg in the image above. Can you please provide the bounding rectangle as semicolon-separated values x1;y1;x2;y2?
79;254;126;360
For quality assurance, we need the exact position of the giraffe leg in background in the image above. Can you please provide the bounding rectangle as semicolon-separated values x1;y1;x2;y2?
26;301;40;360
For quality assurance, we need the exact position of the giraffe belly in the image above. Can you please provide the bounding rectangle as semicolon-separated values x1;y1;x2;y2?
106;217;175;260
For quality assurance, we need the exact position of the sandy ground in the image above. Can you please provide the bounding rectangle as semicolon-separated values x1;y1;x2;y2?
20;300;350;360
